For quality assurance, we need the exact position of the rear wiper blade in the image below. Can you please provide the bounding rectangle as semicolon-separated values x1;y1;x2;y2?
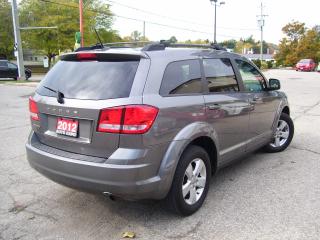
43;85;57;93
43;85;64;104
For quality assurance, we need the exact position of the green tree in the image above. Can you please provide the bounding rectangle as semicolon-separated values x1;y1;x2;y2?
220;39;237;49
19;0;117;67
0;0;14;59
169;36;178;43
131;30;141;41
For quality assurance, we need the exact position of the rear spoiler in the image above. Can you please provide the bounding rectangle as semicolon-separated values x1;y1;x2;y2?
61;52;143;62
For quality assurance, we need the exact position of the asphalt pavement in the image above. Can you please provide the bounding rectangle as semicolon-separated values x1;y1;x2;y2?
0;69;319;240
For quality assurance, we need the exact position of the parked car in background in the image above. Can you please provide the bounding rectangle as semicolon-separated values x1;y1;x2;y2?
26;42;294;216
0;60;32;80
295;59;316;71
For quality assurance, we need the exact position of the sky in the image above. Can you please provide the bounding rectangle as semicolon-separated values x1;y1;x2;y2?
107;0;320;44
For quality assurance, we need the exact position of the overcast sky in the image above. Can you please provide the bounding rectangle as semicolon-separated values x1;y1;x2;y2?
107;0;320;44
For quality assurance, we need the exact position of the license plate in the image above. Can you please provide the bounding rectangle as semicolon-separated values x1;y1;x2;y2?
56;118;79;137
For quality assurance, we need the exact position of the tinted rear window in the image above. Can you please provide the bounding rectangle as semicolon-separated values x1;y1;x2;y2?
36;60;139;100
160;60;202;95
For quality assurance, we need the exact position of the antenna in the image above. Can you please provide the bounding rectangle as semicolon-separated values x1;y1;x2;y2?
94;28;104;48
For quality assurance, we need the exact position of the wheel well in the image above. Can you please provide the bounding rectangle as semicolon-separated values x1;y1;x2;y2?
282;106;290;115
189;136;218;175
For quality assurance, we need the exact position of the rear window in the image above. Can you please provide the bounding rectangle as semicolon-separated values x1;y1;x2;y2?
36;60;139;100
299;59;311;63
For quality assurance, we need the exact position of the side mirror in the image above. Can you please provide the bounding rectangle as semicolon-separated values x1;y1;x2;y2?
268;78;281;90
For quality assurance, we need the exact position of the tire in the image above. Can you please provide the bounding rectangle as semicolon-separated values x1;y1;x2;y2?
13;77;17;80
165;145;211;216
263;113;294;153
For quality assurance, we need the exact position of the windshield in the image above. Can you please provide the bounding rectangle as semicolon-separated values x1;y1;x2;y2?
36;60;139;100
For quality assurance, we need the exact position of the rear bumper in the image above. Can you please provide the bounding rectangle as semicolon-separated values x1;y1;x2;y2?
296;66;312;71
26;133;171;200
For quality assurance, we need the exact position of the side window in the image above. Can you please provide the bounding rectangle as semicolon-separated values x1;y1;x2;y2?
203;58;239;93
235;59;267;92
7;63;17;69
160;60;202;95
0;61;8;68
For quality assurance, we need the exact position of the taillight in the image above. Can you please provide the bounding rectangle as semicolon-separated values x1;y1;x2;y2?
76;53;97;61
29;96;39;121
97;107;123;133
97;105;158;134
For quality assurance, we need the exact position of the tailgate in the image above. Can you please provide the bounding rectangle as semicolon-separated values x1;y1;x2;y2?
33;97;120;158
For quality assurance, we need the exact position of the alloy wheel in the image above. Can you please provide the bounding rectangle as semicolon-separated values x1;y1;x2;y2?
182;158;207;205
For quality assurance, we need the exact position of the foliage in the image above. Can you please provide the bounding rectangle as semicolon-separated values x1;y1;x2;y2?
19;0;119;67
182;39;209;44
0;0;14;59
275;21;320;66
251;59;274;70
220;39;237;49
122;31;149;42
168;36;177;43
282;21;306;41
251;59;261;69
260;61;268;70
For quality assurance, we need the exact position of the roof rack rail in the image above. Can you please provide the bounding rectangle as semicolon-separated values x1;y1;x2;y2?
75;41;227;52
102;41;152;46
142;41;227;51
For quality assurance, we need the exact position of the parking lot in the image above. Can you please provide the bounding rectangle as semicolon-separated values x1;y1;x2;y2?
0;69;320;240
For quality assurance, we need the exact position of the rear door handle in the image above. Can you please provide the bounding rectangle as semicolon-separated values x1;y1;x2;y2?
207;104;221;110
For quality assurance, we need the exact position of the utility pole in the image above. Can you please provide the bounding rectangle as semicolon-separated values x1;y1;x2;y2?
143;21;146;40
79;0;84;47
11;0;25;80
257;2;267;62
210;0;225;44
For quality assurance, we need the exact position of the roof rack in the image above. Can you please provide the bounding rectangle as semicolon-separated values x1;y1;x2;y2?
141;41;226;51
102;41;152;47
75;40;227;52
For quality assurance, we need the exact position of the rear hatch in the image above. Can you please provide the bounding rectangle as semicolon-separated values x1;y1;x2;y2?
31;52;143;158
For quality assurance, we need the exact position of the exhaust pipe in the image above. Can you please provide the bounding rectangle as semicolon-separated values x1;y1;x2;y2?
102;191;115;201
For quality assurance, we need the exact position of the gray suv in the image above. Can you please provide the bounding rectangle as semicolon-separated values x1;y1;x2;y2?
26;42;294;215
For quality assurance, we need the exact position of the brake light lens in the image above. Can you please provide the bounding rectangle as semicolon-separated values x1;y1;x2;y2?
97;105;158;134
76;53;97;61
29;96;39;121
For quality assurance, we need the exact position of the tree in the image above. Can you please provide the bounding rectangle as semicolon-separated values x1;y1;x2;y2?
183;39;209;44
131;31;141;41
0;0;14;59
275;21;320;66
296;29;320;62
19;0;117;67
282;21;306;42
220;39;237;49
169;36;177;43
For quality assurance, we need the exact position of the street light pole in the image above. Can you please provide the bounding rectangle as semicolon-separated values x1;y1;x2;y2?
210;0;225;44
11;0;25;80
214;1;217;44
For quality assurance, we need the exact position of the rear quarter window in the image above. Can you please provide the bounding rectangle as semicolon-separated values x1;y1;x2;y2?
160;59;202;96
36;60;139;100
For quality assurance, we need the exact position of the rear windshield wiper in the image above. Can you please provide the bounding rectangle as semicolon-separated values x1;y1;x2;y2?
43;85;65;104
